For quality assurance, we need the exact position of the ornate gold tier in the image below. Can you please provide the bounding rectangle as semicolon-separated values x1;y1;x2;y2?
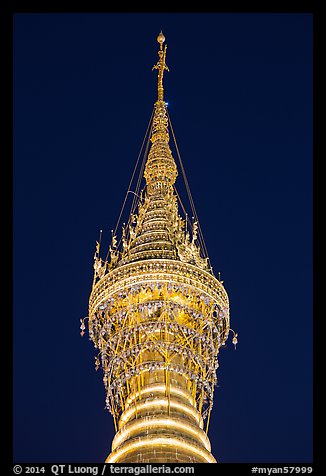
88;260;229;462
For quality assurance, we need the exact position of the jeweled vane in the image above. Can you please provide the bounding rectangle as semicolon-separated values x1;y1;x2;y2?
83;32;236;463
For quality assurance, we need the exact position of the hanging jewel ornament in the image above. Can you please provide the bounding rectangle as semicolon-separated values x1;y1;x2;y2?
80;318;86;336
232;332;238;349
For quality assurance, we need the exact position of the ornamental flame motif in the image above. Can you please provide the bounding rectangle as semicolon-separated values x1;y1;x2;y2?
82;32;236;463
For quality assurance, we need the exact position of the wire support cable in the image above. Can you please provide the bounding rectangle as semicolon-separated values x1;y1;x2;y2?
167;110;212;270
105;108;154;261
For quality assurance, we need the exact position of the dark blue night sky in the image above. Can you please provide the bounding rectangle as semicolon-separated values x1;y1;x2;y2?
13;13;312;463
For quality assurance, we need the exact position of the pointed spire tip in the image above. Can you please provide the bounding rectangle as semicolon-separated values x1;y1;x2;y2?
157;31;165;45
153;30;169;101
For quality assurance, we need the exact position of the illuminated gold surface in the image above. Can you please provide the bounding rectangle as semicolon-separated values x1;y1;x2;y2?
106;436;216;463
118;396;204;429
125;383;196;408
112;416;211;451
84;32;231;463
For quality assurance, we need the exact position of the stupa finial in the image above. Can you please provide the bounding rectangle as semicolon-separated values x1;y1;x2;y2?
152;31;169;101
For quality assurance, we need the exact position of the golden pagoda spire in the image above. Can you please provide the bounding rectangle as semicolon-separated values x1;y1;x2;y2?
83;32;235;464
152;31;169;101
